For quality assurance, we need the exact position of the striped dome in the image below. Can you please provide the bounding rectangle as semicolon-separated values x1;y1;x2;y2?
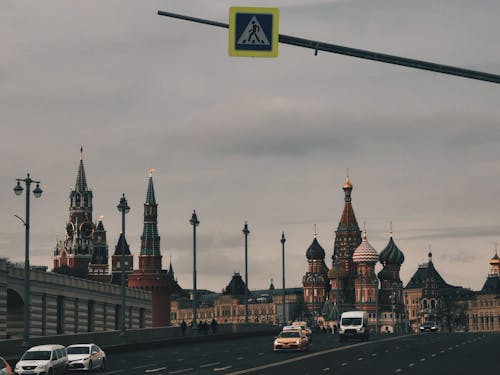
353;232;378;263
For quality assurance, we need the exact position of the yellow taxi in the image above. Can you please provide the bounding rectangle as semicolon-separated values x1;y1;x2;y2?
291;321;313;341
273;329;309;352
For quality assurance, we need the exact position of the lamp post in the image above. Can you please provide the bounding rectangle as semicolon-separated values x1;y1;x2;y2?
390;283;397;334
280;231;286;326
242;222;250;324
190;210;199;331
404;292;409;334
14;173;43;347
117;194;130;337
334;255;341;326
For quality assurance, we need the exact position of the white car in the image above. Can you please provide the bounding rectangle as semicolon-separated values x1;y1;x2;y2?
66;344;106;371
14;344;68;375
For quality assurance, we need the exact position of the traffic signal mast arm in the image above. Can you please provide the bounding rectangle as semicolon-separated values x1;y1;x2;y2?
157;10;500;85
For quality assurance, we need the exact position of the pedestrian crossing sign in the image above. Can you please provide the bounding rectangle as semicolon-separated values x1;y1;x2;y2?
229;7;279;57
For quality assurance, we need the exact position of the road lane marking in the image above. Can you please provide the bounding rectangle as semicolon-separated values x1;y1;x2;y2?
357;357;363;361
395;369;402;373
420;358;426;362
133;365;157;369
409;363;415;367
258;352;264;356
431;354;436;357
169;369;193;374
225;333;418;375
372;353;377;357
214;366;233;371
440;350;445;353
341;363;348;366
236;357;244;360
322;368;330;371
146;368;167;373
178;358;185;362
101;371;124;375
200;362;221;368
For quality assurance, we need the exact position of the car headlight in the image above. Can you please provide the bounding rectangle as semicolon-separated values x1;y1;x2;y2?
37;364;47;369
296;340;300;344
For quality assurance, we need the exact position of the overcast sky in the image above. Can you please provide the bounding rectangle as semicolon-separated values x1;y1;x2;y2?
1;0;499;294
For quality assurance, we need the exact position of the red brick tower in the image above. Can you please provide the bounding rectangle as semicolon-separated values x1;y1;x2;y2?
128;171;173;327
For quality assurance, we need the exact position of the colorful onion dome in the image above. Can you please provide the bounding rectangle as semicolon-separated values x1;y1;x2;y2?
379;236;405;265
306;237;326;260
353;232;378;263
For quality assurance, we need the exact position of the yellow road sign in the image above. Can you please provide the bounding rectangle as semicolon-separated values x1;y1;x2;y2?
228;7;279;57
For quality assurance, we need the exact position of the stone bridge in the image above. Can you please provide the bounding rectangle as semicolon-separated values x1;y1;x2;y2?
0;259;152;339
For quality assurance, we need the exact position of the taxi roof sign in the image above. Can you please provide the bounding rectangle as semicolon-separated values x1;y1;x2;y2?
229;7;279;57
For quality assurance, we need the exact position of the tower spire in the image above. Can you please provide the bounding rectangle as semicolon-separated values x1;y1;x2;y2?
76;147;88;191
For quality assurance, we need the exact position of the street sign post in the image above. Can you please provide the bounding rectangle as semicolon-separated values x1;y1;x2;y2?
228;7;279;57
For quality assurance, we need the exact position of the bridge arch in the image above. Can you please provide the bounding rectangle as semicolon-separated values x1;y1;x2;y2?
7;288;23;339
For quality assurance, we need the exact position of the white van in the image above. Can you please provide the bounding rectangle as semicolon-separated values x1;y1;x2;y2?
14;344;68;375
339;311;369;342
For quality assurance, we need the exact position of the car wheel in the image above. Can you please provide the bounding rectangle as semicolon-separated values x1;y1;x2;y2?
47;368;54;375
100;358;106;370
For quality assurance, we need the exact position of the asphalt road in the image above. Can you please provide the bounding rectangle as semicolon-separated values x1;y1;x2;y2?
97;332;498;375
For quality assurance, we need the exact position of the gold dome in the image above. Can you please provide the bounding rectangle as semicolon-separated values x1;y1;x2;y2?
490;253;500;265
342;177;352;190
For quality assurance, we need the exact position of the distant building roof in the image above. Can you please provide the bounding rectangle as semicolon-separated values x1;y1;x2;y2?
405;260;454;289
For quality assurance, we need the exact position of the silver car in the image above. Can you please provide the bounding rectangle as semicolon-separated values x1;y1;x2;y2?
66;344;106;371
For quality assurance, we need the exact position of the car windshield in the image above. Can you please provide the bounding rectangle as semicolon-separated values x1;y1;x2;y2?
22;351;51;360
342;317;362;326
279;331;300;338
422;322;435;327
67;347;90;355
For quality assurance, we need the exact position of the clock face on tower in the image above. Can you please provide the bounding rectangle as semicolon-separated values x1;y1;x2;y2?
79;221;94;239
65;222;75;238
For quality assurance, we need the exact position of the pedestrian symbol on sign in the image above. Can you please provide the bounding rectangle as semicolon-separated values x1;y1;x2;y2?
237;17;270;45
228;7;279;57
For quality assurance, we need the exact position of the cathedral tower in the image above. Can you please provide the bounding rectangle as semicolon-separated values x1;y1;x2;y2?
353;231;379;313
128;171;174;327
302;234;330;318
328;176;362;307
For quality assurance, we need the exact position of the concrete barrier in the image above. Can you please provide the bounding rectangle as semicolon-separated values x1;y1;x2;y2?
1;323;280;363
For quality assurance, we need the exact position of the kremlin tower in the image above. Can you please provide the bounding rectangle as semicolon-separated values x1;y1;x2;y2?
328;176;362;308
53;148;109;279
127;171;174;327
111;233;134;285
302;233;330;318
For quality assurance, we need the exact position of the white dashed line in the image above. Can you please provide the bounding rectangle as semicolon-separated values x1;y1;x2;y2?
214;366;232;371
200;362;221;368
395;369;402;373
146;368;167;373
420;358;426;362
431;354;436;357
177;358;185;362
440;350;445;354
101;371;124;375
133;365;156;369
236;357;244;360
409;363;415;367
257;352;264;356
372;353;377;357
322;368;330;372
341;363;348;367
168;368;193;374
357;357;363;361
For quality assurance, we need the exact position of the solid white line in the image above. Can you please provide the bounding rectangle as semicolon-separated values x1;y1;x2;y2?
168;368;193;374
200;362;221;368
214;366;232;371
146;368;167;373
225;334;417;375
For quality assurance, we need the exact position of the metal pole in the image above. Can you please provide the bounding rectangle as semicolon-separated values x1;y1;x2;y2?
242;222;250;324
157;10;500;85
281;232;286;326
375;279;379;334
120;195;126;336
23;176;31;347
190;211;199;331
335;257;340;323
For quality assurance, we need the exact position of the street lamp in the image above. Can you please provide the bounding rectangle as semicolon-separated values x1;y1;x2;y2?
13;173;43;347
117;194;130;337
242;222;250;324
280;231;286;326
190;210;199;331
374;278;379;334
404;291;409;334
390;283;398;334
334;255;341;326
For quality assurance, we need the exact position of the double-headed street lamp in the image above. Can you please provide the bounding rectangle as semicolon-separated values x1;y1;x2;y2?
117;194;130;337
190;210;199;331
242;222;250;324
13;173;43;347
280;231;286;326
